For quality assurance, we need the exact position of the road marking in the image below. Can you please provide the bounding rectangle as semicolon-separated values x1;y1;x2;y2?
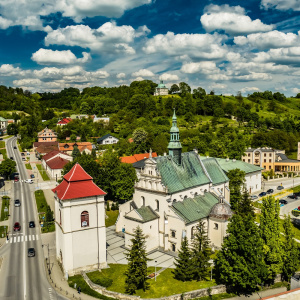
17;236;20;243
36;235;39;240
25;236;27;242
13;237;16;243
21;236;24;242
32;235;35;241
10;238;12;244
28;235;31;241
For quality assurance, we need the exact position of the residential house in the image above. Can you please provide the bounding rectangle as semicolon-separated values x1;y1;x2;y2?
70;114;89;120
120;151;158;164
0;117;8;130
37;127;57;142
97;134;119;145
93;115;110;123
33;141;59;158
57;118;72;126
59;142;93;156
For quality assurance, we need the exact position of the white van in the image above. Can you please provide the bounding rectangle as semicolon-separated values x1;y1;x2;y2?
24;179;34;184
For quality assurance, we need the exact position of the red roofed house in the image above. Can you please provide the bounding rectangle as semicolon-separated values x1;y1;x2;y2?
52;163;107;275
33;141;59;158
37;127;57;142
57;118;72;126
120;150;158;164
41;150;72;180
59;142;93;156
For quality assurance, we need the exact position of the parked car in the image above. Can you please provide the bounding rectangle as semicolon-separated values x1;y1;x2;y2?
29;221;35;228
250;195;258;200
30;174;35;178
10;157;14;160
22;157;26;161
28;248;35;257
13;222;21;231
21;153;25;156
24;179;33;184
294;192;300;197
288;194;298;199
14;199;21;207
259;192;267;197
14;177;19;182
267;189;274;194
279;199;288;205
277;186;284;190
13;146;17;149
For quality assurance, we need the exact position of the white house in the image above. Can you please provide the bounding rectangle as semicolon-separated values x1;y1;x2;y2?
52;163;107;275
116;111;232;252
0;117;8;130
97;134;119;145
154;80;169;96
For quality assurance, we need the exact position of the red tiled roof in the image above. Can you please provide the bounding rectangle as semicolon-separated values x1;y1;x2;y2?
33;141;59;148
52;163;106;200
120;152;158;164
42;150;61;161
46;157;70;170
35;143;59;155
57;118;72;125
128;138;134;143
59;142;93;153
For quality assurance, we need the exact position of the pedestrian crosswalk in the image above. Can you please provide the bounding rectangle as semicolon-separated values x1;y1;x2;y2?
6;234;39;244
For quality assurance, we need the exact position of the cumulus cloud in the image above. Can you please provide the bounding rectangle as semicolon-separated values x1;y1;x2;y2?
45;22;143;54
0;64;28;76
234;72;272;81
292;87;300;94
201;4;274;35
240;86;260;93
116;73;126;79
181;61;218;74
31;49;91;65
143;32;228;60
0;0;151;31
261;0;300;11
254;47;300;64
159;73;179;81
234;31;300;49
131;69;154;77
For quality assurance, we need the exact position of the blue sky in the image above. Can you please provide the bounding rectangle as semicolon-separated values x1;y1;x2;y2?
1;0;300;95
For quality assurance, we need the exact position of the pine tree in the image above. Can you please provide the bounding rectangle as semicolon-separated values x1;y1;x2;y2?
72;145;81;159
214;190;266;296
191;220;211;281
260;196;283;284
173;236;193;281
282;215;299;282
124;226;149;294
106;201;110;211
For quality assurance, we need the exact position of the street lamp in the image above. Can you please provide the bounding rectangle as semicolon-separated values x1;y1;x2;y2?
155;260;157;282
208;259;214;281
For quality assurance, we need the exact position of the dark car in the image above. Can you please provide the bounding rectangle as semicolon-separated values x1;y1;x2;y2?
29;221;35;228
288;194;298;199
259;192;267;197
277;186;284;190
21;153;25;156
13;146;17;149
250;195;258;200
14;199;21;207
30;174;35;178
28;248;35;257
13;222;21;231
279;199;288;205
267;189;274;194
10;157;14;160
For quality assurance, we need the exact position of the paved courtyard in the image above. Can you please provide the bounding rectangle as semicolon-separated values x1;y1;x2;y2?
106;226;176;268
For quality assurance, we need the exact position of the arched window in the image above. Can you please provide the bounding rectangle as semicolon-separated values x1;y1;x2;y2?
142;196;145;207
155;200;159;211
171;243;176;252
81;211;89;227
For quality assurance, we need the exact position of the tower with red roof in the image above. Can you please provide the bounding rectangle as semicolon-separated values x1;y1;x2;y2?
52;163;107;275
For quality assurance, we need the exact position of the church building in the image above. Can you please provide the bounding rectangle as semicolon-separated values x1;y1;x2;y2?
116;111;232;252
154;80;169;96
52;163;107;275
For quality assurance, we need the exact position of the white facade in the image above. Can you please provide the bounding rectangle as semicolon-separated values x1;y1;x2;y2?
245;170;262;193
99;135;119;145
0;117;8;129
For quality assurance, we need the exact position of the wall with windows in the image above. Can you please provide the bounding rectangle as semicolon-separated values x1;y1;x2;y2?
208;217;228;248
244;170;261;193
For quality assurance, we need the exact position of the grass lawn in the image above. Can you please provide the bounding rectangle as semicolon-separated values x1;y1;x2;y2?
87;264;216;298
0;226;8;238
25;163;32;170
0;196;10;221
195;294;236;300
2;135;13;139
0;141;5;148
105;210;119;227
36;164;50;181
0;149;7;159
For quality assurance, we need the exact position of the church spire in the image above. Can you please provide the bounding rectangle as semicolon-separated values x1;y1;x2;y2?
168;109;182;165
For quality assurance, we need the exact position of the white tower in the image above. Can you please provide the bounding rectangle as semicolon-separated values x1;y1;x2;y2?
52;163;107;275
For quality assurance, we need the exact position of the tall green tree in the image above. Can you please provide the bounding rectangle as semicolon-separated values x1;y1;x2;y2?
0;158;16;179
214;190;266;296
260;196;282;285
173;236;193;281
191;220;212;281
71;145;81;159
227;168;246;211
125;226;149;294
281;215;299;282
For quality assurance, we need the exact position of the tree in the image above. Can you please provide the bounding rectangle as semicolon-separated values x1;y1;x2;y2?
124;226;149;294
214;190;266;296
173;236;193;281
260;196;283;285
282;215;299;282
169;84;179;94
132;127;148;144
179;82;191;96
227;169;246;211
72;145;81;159
191;220;211;281
0;158;16;179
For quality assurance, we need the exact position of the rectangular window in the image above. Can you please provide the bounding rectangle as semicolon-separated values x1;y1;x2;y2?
269;166;271;170
264;159;266;162
170;230;176;238
269;159;271;162
81;211;89;227
264;153;266;157
248;159;250;163
269;153;272;157
248;153;250;157
214;223;218;230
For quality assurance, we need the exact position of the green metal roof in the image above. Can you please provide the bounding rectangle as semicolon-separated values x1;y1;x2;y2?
134;206;159;223
214;157;263;174
201;158;229;185
0;117;7;121
172;192;219;224
156;152;211;194
157;80;167;88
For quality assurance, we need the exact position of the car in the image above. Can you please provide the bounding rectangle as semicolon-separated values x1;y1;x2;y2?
0;138;3;140
28;248;35;257
259;192;267;197
13;146;17;149
279;199;288;205
30;174;35;178
22;157;26;161
14;177;19;182
24;179;33;184
21;153;25;156
267;189;274;194
294;192;300;197
29;221;35;228
14;199;20;207
10;157;14;160
13;222;21;231
277;186;284;190
250;195;258;200
288;194;298;199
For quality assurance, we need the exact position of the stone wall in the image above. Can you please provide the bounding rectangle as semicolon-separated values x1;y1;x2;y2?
82;272;226;300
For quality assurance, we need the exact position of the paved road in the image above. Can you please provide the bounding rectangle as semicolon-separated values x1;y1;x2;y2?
0;137;66;300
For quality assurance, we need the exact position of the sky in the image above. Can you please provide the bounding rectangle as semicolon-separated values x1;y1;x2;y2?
1;0;300;95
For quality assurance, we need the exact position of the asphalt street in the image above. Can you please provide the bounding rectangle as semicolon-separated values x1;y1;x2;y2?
0;137;66;300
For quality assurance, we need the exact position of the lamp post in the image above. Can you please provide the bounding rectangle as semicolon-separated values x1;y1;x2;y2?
208;259;214;281
155;260;157;282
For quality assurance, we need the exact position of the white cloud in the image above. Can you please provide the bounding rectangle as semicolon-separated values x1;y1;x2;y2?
208;83;227;90
254;47;300;64
116;73;126;79
240;86;260;93
132;76;144;81
181;61;218;74
45;22;140;54
201;4;274;35
159;73;179;81
0;64;28;76
31;49;91;65
143;32;228;60
235;72;272;81
261;0;300;11
292;88;300;94
234;31;300;49
131;69;154;77
0;16;13;29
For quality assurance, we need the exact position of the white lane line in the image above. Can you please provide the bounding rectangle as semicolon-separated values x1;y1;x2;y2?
17;236;20;243
6;239;8;244
28;235;31;241
21;236;24;242
10;238;12;244
25;236;27;242
13;237;16;243
36;235;39;240
32;235;35;241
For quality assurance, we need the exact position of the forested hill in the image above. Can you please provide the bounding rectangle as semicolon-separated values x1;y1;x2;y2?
1;80;300;159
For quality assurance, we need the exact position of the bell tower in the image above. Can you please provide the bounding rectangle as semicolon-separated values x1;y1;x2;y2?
168;109;182;165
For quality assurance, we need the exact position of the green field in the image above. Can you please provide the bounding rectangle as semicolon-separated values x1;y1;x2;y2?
0;149;7;159
0;196;10;221
25;163;32;170
36;164;50;181
0;141;5;148
105;210;119;227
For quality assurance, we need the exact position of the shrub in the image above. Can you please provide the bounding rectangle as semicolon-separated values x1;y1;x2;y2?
94;277;113;288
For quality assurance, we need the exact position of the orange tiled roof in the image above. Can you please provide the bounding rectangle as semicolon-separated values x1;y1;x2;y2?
59;142;93;153
120;152;157;164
